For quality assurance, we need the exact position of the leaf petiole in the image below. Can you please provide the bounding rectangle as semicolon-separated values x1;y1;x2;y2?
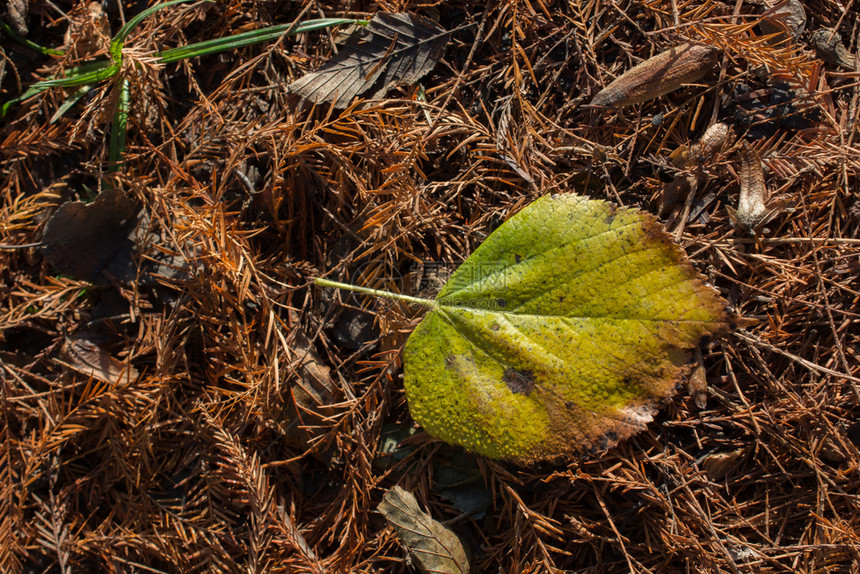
315;277;435;308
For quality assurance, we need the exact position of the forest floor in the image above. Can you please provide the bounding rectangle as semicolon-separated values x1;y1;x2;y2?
1;1;859;572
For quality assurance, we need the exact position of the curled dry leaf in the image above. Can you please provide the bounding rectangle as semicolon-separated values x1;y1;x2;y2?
811;28;856;69
727;144;786;234
378;486;470;574
695;122;732;161
670;122;733;168
590;43;720;107
289;12;449;108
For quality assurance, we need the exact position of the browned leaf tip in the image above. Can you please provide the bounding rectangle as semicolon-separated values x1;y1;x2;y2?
590;43;720;107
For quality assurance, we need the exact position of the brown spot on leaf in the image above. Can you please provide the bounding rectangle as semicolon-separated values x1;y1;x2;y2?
503;368;535;395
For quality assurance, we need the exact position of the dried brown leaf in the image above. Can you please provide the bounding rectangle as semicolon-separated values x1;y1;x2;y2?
661;172;699;215
378;486;470;574
282;329;338;448
695;122;732;162
58;332;138;386
591;43;720;107
686;347;708;409
289;13;449;108
700;449;747;480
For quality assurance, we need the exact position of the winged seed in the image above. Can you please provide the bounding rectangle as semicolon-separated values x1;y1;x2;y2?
591;43;720;107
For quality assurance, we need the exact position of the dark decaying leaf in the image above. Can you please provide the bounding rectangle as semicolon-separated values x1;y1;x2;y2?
378;486;470;574
288;13;448;108
41;188;140;282
282;329;337;448
432;451;492;519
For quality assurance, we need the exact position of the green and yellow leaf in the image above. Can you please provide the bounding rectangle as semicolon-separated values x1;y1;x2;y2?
402;194;729;462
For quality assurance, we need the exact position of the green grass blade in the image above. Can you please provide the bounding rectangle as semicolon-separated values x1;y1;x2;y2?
156;18;360;63
32;61;120;89
1;88;41;118
1;60;115;118
50;85;93;124
108;78;131;170
0;20;65;55
110;0;202;61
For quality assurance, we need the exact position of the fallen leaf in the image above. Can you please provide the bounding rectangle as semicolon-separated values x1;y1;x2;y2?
283;329;337;448
661;172;699;216
403;194;729;462
289;13;449;108
433;450;492;519
378;486;470;574
760;0;806;41
41;188;140;282
590;43;720;107
58;332;139;386
727;144;785;234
